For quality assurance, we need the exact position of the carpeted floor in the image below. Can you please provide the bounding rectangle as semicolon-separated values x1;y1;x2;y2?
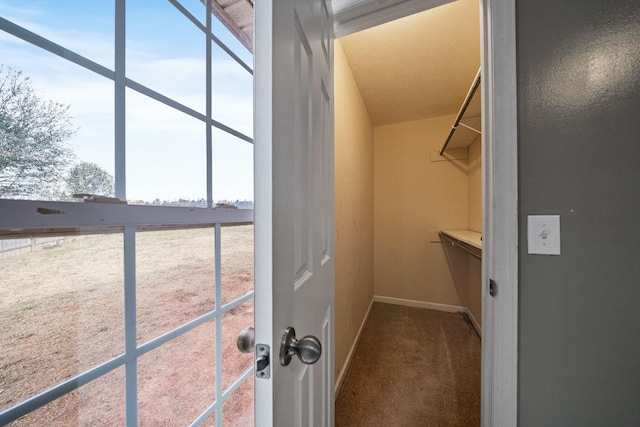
335;303;481;426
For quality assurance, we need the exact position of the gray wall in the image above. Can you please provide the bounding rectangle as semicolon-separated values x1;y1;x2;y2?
517;1;640;425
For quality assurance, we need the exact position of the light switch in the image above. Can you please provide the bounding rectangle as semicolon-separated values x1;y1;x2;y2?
527;215;561;255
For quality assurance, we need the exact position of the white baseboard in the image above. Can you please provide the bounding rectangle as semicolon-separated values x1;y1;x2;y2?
373;295;465;313
467;309;482;338
335;297;374;397
373;295;482;337
466;308;482;337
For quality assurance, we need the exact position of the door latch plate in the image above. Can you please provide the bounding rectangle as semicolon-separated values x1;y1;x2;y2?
256;344;270;379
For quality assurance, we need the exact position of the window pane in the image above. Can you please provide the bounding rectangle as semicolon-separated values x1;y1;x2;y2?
0;231;124;412
221;224;254;306
0;42;114;201
0;1;114;68
126;0;205;114
201;412;216;427
175;0;206;26
211;43;253;138
222;299;254;391
212;129;253;205
126;90;206;204
137;320;216;425
211;9;253;66
136;227;215;344
4;366;125;427
223;375;254;427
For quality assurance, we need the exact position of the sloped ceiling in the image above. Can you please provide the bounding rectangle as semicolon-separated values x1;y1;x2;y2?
338;0;480;126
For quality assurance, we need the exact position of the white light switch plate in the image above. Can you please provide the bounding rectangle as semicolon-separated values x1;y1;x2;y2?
527;215;561;255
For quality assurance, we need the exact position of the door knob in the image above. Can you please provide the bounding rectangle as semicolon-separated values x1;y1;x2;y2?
237;326;255;354
279;327;322;366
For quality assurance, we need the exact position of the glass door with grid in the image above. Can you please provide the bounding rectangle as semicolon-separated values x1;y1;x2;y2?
0;1;254;425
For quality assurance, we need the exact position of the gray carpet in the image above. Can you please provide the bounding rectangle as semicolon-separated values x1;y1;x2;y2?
335;303;481;426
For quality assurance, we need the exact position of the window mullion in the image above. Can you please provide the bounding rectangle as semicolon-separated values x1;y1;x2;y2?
123;225;138;427
214;223;223;427
115;0;126;200
115;2;136;426
206;2;214;208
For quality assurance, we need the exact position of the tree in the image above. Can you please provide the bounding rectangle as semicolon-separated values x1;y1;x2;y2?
0;66;75;199
65;161;114;197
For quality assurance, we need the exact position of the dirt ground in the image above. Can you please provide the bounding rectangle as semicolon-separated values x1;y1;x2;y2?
0;225;255;426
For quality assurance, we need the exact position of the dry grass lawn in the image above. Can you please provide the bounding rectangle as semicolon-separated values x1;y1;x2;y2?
0;225;255;426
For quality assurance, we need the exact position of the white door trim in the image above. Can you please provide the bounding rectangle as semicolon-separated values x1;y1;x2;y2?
481;0;518;425
253;0;275;423
331;0;455;38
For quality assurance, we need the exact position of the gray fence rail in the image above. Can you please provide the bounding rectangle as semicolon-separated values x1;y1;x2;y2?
0;237;67;255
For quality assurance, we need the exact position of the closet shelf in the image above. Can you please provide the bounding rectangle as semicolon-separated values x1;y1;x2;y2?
439;68;482;155
440;229;482;260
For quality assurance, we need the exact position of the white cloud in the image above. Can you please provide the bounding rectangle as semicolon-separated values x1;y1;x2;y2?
0;5;114;68
0;1;44;20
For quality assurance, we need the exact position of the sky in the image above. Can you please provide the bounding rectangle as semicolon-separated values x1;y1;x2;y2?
0;0;254;202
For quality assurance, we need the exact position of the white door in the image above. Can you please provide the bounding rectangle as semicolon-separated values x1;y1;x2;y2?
253;0;335;425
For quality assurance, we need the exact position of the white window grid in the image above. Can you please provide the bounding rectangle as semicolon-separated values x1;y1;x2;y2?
0;0;254;425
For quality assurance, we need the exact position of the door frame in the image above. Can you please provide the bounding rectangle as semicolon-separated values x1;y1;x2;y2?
480;0;518;425
330;0;518;425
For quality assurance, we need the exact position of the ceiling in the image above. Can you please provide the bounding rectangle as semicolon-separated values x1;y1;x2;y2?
212;0;481;126
338;0;480;126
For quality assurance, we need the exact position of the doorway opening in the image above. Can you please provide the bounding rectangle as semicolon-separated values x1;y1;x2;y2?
333;0;483;422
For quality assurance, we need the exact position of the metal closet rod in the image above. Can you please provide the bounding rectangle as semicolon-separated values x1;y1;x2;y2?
439;67;482;155
439;232;482;260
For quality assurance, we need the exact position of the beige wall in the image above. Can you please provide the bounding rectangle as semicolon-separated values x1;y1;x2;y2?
334;40;374;386
373;115;470;305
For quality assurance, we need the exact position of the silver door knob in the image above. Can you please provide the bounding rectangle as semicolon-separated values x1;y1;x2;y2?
279;327;322;366
237;326;255;354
